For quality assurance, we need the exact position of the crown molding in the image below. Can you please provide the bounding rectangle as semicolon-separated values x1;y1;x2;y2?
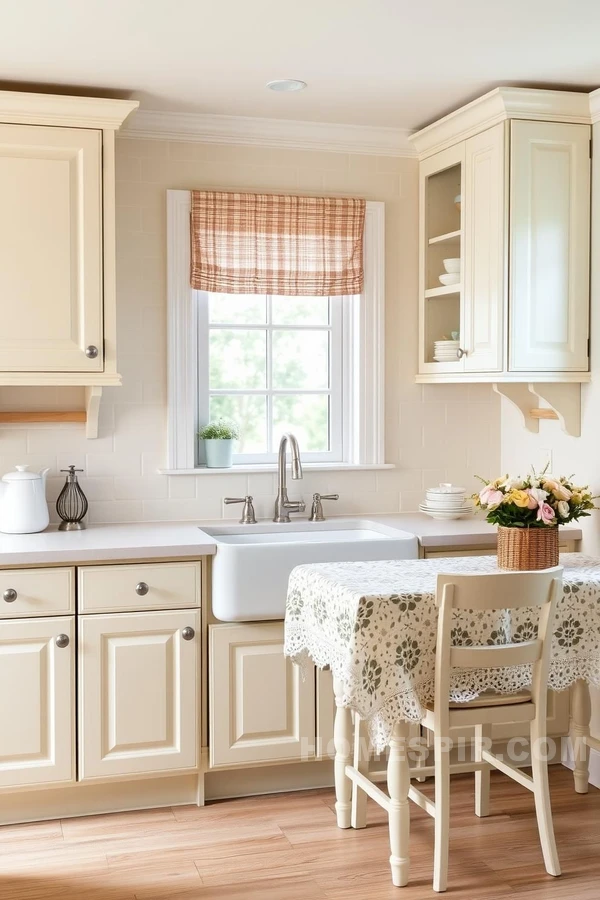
410;87;593;158
121;109;416;157
590;88;600;124
0;90;139;130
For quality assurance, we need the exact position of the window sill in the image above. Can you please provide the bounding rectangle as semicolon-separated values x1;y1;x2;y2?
158;463;395;476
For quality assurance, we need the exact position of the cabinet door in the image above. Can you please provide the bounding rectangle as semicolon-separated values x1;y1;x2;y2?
0;616;74;788
0;123;103;372
463;123;505;372
79;610;199;780
510;120;590;371
209;622;315;768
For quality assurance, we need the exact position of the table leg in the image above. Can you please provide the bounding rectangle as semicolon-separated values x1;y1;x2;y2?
333;677;352;828
570;679;591;794
351;714;370;829
388;720;411;887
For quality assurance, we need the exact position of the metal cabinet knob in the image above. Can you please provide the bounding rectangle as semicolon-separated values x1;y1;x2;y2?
3;589;17;603
182;627;195;641
456;348;466;359
135;582;149;596
56;634;70;649
85;345;99;359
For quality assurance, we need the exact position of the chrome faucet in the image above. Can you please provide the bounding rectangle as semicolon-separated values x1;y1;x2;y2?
274;433;305;523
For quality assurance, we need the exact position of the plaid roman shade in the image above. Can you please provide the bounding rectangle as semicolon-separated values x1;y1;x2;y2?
190;191;366;296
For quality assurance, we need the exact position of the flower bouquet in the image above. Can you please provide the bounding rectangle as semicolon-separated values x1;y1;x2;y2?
474;470;596;569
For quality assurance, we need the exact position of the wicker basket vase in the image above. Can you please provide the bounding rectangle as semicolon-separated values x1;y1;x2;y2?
497;525;559;571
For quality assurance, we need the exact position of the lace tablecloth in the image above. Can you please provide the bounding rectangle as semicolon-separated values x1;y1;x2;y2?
284;553;600;752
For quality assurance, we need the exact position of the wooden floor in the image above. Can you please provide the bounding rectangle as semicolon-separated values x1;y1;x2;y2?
0;768;598;899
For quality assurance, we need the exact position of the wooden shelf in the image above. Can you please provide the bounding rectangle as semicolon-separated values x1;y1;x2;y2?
428;229;461;245
424;284;462;299
0;411;86;424
0;386;103;438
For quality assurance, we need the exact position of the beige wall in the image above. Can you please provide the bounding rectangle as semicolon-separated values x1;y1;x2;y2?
0;137;500;523
501;120;600;738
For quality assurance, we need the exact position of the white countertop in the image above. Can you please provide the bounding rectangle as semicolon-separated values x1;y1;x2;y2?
0;522;218;565
365;514;582;548
0;515;583;566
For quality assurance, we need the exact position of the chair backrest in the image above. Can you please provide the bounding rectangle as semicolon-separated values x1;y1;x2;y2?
433;567;563;725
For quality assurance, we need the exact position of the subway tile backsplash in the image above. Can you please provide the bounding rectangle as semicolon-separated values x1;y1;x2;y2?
0;138;500;523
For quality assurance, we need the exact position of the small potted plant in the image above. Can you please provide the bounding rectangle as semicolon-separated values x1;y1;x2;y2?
474;469;596;570
199;419;240;469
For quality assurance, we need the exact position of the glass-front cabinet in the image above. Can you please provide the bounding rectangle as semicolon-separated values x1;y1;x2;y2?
419;144;464;374
414;88;591;387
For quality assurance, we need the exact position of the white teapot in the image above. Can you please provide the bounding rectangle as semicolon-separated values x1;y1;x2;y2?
0;466;50;534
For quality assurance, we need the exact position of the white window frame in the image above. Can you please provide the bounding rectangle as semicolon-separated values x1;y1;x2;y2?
165;190;385;472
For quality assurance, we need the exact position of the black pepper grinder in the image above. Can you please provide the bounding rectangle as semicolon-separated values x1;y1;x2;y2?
56;466;89;531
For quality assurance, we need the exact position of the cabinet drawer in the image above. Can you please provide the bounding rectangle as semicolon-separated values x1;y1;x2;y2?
78;561;201;613
0;567;74;617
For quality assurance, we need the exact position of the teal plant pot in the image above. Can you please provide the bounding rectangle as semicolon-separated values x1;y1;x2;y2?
204;439;234;468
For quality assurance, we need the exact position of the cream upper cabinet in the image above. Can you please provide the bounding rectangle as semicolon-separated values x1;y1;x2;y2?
413;87;592;388
0;616;75;789
79;609;199;780
462;123;505;373
0;91;137;388
209;622;315;768
509;120;590;372
0;124;103;372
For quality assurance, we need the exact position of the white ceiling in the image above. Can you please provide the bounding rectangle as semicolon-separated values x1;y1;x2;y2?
2;0;600;131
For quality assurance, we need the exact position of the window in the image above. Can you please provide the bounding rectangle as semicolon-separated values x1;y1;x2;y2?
199;292;343;464
166;191;385;471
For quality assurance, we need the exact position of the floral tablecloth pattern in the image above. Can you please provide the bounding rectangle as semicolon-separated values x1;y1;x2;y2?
284;554;600;752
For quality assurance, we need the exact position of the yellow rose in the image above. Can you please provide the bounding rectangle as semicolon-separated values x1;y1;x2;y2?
508;489;530;508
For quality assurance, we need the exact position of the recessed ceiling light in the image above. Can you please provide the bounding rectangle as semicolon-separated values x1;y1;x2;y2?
266;79;307;92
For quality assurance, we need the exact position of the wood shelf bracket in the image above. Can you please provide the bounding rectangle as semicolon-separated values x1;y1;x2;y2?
529;383;581;438
493;383;539;433
85;386;103;439
494;382;581;437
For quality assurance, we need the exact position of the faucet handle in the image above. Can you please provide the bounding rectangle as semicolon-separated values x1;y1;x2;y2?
224;496;257;525
309;492;339;522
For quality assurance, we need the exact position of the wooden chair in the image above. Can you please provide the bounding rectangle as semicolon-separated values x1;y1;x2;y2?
347;566;563;892
423;566;563;891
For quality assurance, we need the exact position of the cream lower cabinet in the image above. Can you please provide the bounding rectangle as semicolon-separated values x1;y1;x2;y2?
79;609;200;780
209;622;315;768
0;615;75;788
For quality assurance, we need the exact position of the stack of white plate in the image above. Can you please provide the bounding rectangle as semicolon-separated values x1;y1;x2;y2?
433;340;460;362
419;483;473;520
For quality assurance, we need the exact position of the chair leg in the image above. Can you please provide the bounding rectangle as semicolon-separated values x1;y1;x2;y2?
530;721;561;876
433;734;450;893
388;720;411;887
351;714;369;829
474;723;491;818
333;678;353;829
415;725;428;782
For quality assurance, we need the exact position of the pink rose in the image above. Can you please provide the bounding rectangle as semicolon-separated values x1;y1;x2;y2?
537;502;556;525
479;486;504;508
